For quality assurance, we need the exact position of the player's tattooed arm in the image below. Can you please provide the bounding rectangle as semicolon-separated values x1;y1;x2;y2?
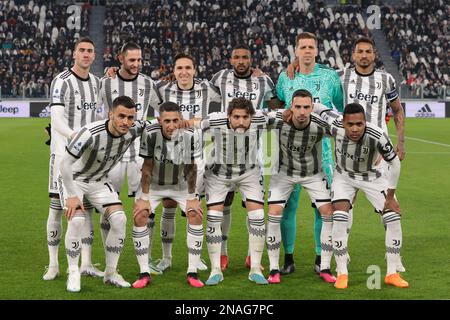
389;98;405;161
133;158;153;217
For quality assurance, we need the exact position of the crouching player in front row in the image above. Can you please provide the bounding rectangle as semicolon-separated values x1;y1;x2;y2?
266;89;336;284
59;96;145;292
133;102;205;288
316;102;408;289
202;97;268;286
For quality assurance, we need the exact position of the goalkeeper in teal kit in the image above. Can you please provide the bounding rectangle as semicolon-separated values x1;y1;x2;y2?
275;32;344;276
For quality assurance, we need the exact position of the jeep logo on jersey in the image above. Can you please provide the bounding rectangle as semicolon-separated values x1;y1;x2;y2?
336;147;365;162
349;89;379;104
286;143;311;153
227;88;257;100
154;154;174;165
105;153;122;162
77;100;97;110
179;104;200;114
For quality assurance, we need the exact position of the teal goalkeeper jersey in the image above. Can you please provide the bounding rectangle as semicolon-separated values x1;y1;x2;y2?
276;63;344;112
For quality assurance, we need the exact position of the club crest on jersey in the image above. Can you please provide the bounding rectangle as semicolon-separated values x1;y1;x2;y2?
139;88;144;96
376;82;381;89
252;81;259;90
195;90;202;98
314;81;320;92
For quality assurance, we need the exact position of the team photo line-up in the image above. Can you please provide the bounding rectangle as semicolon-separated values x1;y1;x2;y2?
44;30;407;292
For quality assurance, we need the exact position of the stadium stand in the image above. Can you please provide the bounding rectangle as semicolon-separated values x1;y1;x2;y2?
381;0;450;99
0;0;90;98
1;0;446;99
102;0;377;83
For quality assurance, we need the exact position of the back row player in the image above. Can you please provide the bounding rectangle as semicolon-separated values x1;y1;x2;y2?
44;37;104;281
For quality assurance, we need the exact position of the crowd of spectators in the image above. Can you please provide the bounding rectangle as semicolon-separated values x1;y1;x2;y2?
382;0;449;98
0;0;89;98
3;0;447;100
103;0;376;83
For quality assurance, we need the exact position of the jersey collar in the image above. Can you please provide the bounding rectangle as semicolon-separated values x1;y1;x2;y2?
70;68;90;81
355;68;375;77
117;70;138;82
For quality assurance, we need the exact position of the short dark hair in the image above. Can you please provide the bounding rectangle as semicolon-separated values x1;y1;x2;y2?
159;101;181;114
119;42;141;55
232;44;251;54
296;32;317;46
343;103;365;118
353;37;375;51
74;37;95;50
291;89;313;103
227;97;255;117
174;53;196;68
112;95;136;110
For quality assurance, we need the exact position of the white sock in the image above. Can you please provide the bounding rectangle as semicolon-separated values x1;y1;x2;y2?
100;212;110;255
248;209;266;273
147;213;155;261
65;215;85;272
383;211;403;275
266;214;282;271
187;223;203;273
161;207;176;260
347;207;354;234
206;210;223;274
47;199;63;267
133;225;150;274
81;208;94;267
247;215;251;257
105;211;127;273
320;214;333;271
220;205;231;255
332;211;349;275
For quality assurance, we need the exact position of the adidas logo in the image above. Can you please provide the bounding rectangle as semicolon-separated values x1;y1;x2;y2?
74;90;80;95
415;104;435;118
112;89;118;94
39;106;51;118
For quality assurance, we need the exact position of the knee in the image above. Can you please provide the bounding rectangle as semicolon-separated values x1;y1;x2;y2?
69;215;86;232
134;210;149;227
108;211;127;231
188;212;203;225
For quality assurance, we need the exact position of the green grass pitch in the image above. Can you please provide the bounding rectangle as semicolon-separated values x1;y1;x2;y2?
0;117;449;300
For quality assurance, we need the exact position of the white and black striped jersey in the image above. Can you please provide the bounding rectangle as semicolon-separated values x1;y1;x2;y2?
210;69;275;111
49;69;101;152
316;106;397;181
139;124;200;186
66;119;146;183
268;109;330;178
201;111;267;179
339;68;398;133
156;78;221;120
100;72;162;161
